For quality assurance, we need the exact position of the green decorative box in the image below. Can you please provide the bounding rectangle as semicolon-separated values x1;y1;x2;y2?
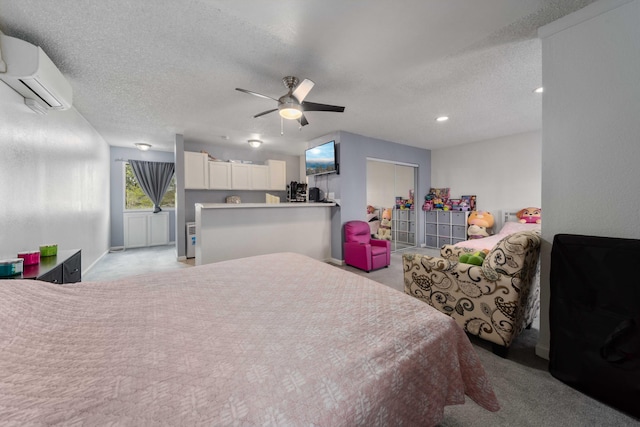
39;244;58;257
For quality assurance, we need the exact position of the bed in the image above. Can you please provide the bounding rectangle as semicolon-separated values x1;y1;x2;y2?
0;252;499;425
450;210;541;251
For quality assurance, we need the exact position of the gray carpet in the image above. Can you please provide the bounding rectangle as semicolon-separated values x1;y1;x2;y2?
85;246;639;426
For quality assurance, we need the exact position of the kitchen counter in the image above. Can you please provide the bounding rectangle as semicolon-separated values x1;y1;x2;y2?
195;202;337;265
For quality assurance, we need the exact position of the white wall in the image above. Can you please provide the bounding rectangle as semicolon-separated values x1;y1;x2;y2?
537;0;640;358
0;82;110;273
431;131;541;230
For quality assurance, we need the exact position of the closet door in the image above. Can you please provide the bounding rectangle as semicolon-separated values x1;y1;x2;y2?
366;160;417;252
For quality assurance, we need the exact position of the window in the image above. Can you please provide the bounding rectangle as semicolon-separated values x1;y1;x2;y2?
124;163;176;210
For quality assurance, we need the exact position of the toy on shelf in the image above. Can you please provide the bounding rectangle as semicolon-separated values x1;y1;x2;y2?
425;188;450;210
457;199;470;211
461;195;476;211
395;190;415;210
517;207;541;224
467;211;495;239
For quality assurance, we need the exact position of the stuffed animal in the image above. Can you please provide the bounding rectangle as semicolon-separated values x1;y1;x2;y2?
459;250;489;265
517;207;541;224
376;208;392;240
467;211;495;239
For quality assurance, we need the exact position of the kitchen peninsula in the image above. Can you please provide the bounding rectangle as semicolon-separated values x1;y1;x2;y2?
195;202;337;265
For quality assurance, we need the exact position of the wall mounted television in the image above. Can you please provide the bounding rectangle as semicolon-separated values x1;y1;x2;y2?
305;140;338;176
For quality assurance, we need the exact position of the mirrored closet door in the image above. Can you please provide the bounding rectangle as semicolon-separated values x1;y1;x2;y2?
366;159;417;252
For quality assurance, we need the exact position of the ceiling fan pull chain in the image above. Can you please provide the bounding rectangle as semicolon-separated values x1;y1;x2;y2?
281;116;284;135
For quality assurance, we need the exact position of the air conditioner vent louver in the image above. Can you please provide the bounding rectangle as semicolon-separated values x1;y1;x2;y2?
0;33;72;113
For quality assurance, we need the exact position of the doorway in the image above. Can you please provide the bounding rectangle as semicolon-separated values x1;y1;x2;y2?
366;159;417;252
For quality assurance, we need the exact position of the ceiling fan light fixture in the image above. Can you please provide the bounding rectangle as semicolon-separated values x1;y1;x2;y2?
248;139;262;148
278;98;303;120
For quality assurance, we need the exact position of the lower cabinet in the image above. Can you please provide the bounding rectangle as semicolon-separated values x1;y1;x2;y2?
124;212;170;248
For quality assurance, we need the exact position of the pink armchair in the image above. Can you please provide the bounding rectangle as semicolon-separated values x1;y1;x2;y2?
343;220;391;272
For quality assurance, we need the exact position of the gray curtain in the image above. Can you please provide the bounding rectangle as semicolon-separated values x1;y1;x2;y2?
129;160;175;213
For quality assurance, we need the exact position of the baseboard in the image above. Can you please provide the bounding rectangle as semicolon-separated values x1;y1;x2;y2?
326;257;344;266
177;255;187;261
109;246;125;252
535;343;550;360
83;249;109;276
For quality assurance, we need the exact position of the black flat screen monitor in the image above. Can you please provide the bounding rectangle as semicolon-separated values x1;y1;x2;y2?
305;140;337;176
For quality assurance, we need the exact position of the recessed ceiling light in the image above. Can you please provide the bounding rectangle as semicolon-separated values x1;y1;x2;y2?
248;139;262;148
436;116;449;122
534;87;544;94
135;143;152;151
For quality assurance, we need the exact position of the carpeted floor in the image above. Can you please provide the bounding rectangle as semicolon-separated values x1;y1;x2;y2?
84;245;639;426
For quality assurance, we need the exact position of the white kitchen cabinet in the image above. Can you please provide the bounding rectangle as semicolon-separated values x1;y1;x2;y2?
266;159;286;190
184;151;208;189
183;152;286;192
208;161;232;189
231;163;252;189
251;165;269;190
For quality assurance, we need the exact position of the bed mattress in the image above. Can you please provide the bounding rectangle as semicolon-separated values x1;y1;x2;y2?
0;252;499;425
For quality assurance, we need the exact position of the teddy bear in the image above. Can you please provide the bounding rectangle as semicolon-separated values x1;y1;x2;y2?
375;208;392;240
517;207;541;224
467;211;495;239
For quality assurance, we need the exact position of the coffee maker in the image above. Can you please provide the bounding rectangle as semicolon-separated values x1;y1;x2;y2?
287;181;308;202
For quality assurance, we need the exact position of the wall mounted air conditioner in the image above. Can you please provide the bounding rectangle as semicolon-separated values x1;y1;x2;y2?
0;33;72;114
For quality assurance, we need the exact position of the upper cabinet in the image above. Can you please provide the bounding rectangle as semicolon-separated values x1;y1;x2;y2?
266;160;286;191
250;165;269;190
230;163;252;190
184;152;209;189
185;152;287;191
208;161;232;190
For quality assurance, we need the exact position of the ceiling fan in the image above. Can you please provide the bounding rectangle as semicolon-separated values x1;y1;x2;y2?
235;76;345;127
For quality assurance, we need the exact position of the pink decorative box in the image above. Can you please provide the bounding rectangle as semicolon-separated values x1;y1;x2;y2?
17;251;40;266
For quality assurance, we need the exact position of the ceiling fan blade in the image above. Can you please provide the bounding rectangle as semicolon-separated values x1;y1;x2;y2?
236;88;279;102
292;79;315;103
253;108;278;118
301;101;345;113
298;114;309;127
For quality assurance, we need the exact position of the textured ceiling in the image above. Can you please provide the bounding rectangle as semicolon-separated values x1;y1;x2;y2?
0;0;596;155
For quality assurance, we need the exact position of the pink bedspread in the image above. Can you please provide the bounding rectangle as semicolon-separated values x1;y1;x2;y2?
454;221;541;251
0;252;498;425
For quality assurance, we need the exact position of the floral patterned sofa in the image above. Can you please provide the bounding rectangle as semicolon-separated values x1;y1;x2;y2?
403;230;541;357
